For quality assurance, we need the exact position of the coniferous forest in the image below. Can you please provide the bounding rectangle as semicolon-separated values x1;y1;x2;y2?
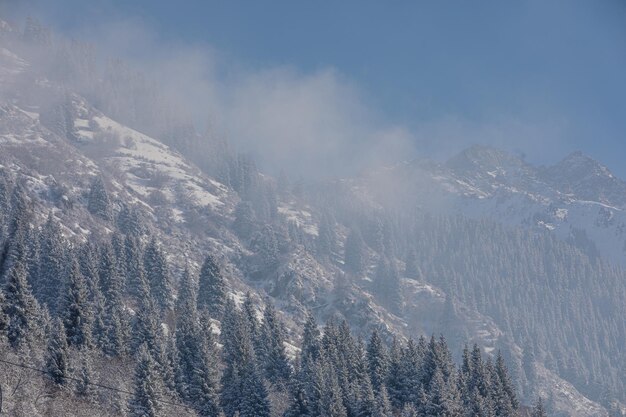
0;177;522;416
1;14;626;417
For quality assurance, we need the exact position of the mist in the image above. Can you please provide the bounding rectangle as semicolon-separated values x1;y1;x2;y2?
4;0;626;179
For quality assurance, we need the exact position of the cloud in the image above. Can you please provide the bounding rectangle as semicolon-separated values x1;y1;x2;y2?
3;7;418;178
1;2;580;179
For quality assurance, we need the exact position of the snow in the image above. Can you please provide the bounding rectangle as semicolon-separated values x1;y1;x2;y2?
93;115;224;208
278;203;318;236
555;208;568;220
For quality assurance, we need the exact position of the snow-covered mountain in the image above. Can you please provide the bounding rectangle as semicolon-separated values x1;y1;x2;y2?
362;144;626;266
1;18;623;416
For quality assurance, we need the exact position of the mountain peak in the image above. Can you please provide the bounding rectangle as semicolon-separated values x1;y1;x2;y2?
445;145;528;177
554;151;614;180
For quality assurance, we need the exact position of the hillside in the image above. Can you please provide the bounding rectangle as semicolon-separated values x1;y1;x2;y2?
0;17;625;417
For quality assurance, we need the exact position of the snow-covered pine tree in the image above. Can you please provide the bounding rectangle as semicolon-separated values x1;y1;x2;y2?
128;343;162;417
45;317;70;386
260;301;292;386
117;203;144;237
132;275;164;366
3;260;41;349
61;258;93;349
125;234;146;300
197;254;226;318
367;328;389;391
376;385;394;417
301;310;321;368
74;353;96;399
492;350;518;416
87;176;112;221
144;238;173;313
36;213;66;314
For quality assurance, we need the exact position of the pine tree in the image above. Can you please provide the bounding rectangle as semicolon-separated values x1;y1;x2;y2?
1;185;32;280
61;259;93;349
128;344;162;417
36;213;65;313
188;311;221;417
45;317;70;386
197;254;226;318
242;292;263;357
74;353;96;399
376;385;393;417
400;403;419;417
238;361;271;417
301;310;321;368
220;299;270;417
420;367;462;417
98;243;129;356
398;338;423;407
492;351;518;416
144;239;173;312
176;265;197;312
367;329;389;391
3;260;40;349
0;289;8;337
117;203;144;237
357;376;378;417
87;176;112;220
125;234;146;299
260;302;292;386
251;224;280;271
387;337;405;409
132;277;164;365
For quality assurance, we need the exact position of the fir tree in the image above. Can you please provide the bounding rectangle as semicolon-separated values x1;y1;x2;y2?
144;239;173;312
0;289;8;336
117;203;144;237
132;277;164;365
376;386;393;417
197;254;226;318
367;329;389;391
74;353;96;399
45;317;70;386
87;176;112;220
260;302;292;386
492;351;518;416
3;260;40;349
238;361;271;417
36;213;65;313
301;310;321;368
125;234;146;299
61;259;93;349
128;344;162;417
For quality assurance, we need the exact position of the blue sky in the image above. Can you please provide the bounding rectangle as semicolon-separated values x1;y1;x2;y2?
5;0;626;176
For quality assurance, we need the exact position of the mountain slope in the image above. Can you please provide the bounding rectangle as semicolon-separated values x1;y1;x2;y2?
0;19;622;416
